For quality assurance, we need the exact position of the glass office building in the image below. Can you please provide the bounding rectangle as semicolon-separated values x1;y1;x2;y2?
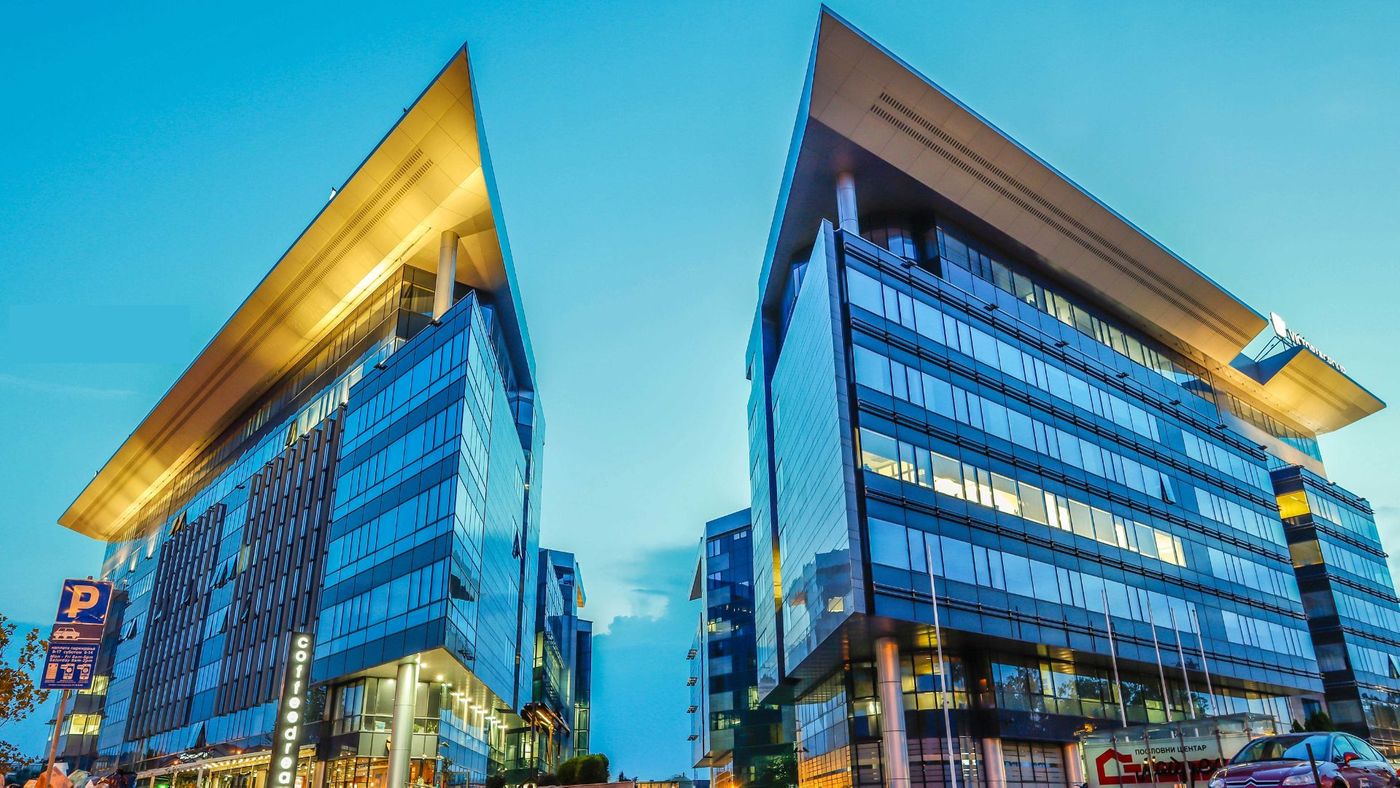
746;10;1395;788
502;550;592;784
688;510;795;788
54;46;557;788
1274;466;1400;755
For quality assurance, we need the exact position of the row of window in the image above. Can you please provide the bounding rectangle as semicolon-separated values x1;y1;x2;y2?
64;713;103;737
341;322;476;455
991;656;1298;728
1319;537;1395;588
1332;590;1400;633
859;426;1187;567
1218;391;1322;462
319;559;447;639
1277;488;1383;543
854;344;1284;551
1192;485;1283;545
1219;608;1312;660
336;408;460;506
845;266;1269;493
934;226;1206;396
1290;538;1395;588
1204;547;1298;603
870;518;1200;631
854;273;1164;445
325;478;457;590
1346;642;1400;681
854;345;1195;509
868;517;1310;660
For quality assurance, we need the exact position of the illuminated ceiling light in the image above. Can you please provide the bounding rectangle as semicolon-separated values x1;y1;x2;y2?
435;674;444;682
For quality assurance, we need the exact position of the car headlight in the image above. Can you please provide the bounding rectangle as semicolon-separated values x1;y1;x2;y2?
1208;777;1226;788
1281;774;1314;786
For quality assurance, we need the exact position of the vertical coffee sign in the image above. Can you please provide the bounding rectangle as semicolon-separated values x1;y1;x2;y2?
268;632;315;788
41;579;113;689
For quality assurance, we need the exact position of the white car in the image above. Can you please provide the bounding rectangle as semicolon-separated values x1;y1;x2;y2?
51;627;82;641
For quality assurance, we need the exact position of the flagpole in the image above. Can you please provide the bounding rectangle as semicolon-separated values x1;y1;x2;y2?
1147;604;1173;723
926;540;959;788
1102;589;1128;728
1189;607;1215;714
1169;609;1196;720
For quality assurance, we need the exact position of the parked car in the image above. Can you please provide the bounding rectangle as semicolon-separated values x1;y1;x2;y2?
1209;732;1397;788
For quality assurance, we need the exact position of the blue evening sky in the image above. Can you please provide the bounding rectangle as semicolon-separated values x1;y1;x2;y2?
2;0;1398;778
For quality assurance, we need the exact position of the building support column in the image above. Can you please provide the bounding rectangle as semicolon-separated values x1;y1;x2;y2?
1063;742;1085;787
387;658;420;788
875;637;910;788
836;171;860;234
980;739;1005;788
433;230;459;320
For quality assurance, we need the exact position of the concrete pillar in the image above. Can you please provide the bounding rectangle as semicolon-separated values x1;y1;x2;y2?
981;739;1005;788
1063;742;1085;787
836;171;860;234
433;231;459;320
874;637;910;788
386;659;420;788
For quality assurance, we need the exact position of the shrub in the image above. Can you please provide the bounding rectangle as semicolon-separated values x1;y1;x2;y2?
577;754;609;785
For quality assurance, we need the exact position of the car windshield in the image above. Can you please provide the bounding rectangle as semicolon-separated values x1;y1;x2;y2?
1233;735;1332;764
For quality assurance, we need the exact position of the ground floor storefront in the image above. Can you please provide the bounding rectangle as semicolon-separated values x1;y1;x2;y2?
139;748;317;788
323;757;443;788
790;640;1311;788
140;752;458;788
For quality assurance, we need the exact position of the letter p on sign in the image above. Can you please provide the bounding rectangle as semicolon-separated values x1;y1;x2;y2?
56;580;112;625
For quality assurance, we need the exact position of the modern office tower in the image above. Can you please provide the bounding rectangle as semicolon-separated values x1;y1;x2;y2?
745;9;1396;788
54;46;548;788
504;550;593;783
688;510;794;788
572;619;593;760
1273;466;1400;754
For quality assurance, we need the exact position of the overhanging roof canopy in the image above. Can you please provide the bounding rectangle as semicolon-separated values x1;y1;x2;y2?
61;46;535;541
763;9;1267;368
1230;346;1385;434
760;8;1382;436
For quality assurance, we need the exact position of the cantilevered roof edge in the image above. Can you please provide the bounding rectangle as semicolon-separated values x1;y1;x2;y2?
60;44;527;540
814;6;1265;327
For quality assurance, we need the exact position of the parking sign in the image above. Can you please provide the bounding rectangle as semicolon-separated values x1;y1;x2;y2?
43;579;114;691
41;643;101;690
54;579;113;625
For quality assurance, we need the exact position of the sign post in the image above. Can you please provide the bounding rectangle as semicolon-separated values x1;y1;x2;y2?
267;632;315;788
40;578;114;788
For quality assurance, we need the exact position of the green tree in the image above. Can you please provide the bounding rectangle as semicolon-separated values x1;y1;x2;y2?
0;614;50;773
1302;711;1336;732
557;757;582;785
576;754;608;785
751;752;798;788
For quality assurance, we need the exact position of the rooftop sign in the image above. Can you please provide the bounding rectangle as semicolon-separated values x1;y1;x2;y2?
1269;312;1346;373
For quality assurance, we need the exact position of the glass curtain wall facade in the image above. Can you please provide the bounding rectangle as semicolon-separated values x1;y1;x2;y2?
503;550;592;784
572;619;593;759
53;47;553;788
86;267;440;772
317;288;542;786
747;11;1395;788
689;510;795;788
1275;467;1400;755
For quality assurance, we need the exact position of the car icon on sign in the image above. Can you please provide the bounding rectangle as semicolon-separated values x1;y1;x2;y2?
52;628;82;641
